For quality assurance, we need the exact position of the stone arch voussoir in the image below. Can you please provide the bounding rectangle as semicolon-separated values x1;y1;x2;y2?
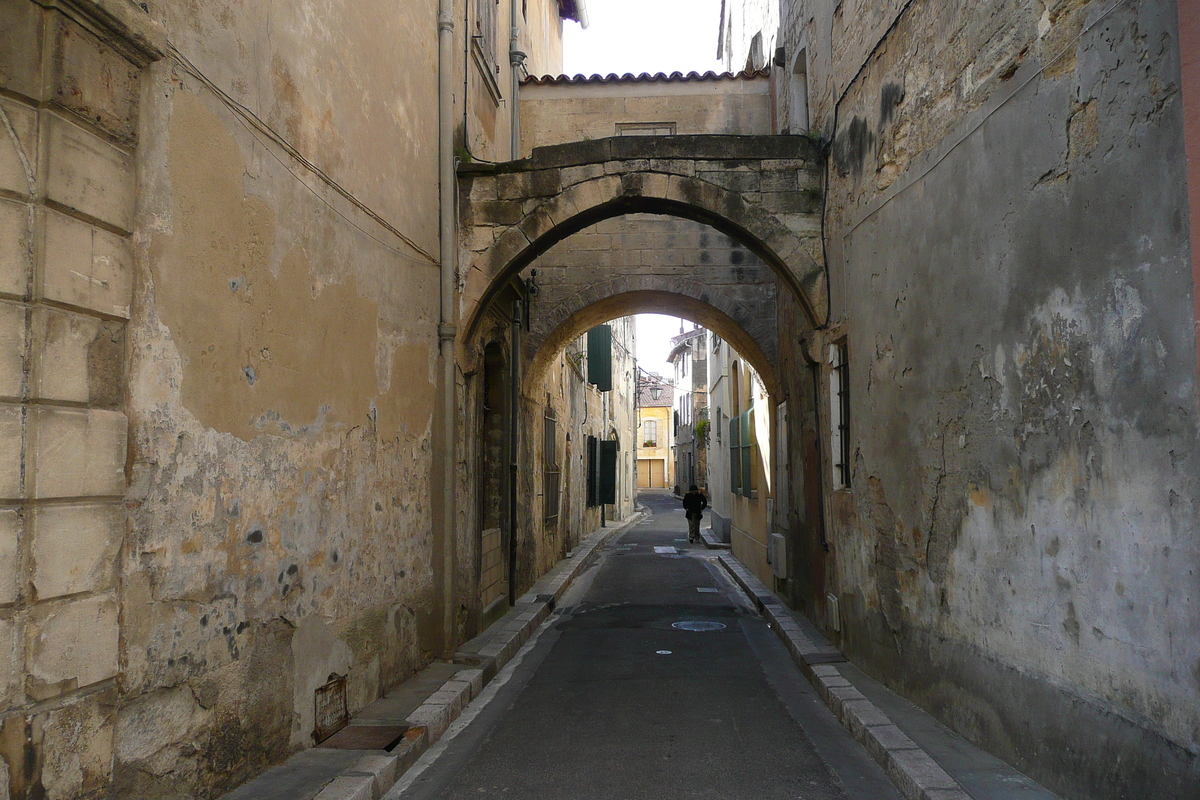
461;146;826;348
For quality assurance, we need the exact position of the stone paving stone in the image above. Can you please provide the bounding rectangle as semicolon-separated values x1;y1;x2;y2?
351;753;398;797
311;774;373;800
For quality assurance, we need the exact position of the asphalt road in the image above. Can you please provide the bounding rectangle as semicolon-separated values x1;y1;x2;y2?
396;491;902;800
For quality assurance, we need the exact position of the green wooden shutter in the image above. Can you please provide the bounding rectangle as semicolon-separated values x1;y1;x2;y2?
740;411;753;498
587;325;613;392
599;440;618;504
729;416;740;494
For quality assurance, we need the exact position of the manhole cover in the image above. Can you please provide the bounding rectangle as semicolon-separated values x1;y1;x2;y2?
672;621;727;632
318;724;409;751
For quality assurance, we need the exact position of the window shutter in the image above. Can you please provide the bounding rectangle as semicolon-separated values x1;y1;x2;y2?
729;417;740;494
587;325;613;392
599;440;618;504
740;411;753;498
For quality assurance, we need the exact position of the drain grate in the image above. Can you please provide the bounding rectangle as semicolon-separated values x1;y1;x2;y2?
672;621;727;631
318;724;409;751
696;588;719;593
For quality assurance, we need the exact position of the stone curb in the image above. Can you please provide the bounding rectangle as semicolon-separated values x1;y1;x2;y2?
716;554;974;800
311;512;644;800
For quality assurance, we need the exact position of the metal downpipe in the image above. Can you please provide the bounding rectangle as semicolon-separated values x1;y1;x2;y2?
509;6;525;159
438;0;458;654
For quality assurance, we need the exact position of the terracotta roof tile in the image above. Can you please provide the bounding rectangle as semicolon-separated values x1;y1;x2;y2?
523;68;769;87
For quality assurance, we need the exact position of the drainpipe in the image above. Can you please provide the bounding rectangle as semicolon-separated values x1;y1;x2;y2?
509;2;526;159
438;0;459;654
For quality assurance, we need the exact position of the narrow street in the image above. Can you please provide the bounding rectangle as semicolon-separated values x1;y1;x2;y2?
391;491;902;800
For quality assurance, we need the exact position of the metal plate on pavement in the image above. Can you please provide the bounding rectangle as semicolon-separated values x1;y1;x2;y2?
672;621;727;631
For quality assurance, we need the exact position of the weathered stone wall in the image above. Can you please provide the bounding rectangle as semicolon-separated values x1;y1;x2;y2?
116;0;455;795
775;0;1200;795
718;0;779;73
519;317;637;588
519;75;772;156
0;2;163;796
457;135;827;361
522;214;779;377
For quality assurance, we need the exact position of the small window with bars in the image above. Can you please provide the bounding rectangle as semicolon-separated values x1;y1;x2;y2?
830;341;851;489
544;408;560;522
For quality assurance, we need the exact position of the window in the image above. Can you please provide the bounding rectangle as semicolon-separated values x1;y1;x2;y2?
730;414;740;493
616;122;677;136
740;395;756;498
729;371;757;498
790;49;810;134
830;342;851;489
544;408;560;521
643;419;658;447
747;32;765;71
475;0;498;66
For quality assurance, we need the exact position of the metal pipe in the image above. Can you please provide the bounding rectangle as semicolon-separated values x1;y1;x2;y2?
509;0;525;159
438;0;459;653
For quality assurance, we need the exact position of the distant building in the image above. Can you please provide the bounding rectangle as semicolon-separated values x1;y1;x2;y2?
706;331;773;581
667;326;708;493
635;372;674;489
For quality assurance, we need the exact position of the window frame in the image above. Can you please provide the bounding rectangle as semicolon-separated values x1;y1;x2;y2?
830;341;851;490
543;407;560;522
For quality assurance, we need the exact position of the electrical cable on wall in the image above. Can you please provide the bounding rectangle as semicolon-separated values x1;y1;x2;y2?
165;43;440;269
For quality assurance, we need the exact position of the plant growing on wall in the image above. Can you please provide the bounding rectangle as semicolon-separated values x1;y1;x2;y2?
695;418;710;449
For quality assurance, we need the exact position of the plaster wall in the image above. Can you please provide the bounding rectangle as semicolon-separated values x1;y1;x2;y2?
518;76;771;156
775;0;1200;795
718;0;779;73
118;0;453;794
708;338;772;587
519;317;637;587
636;405;673;488
466;0;566;161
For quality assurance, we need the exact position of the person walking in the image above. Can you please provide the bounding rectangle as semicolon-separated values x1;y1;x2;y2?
682;484;708;544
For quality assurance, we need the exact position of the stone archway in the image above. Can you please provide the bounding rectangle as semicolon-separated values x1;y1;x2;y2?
457;134;825;348
525;290;781;397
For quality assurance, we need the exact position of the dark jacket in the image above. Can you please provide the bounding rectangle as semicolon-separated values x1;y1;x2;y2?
682;490;708;518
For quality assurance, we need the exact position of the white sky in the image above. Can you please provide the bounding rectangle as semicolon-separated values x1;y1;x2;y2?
563;0;724;78
563;1;723;379
637;314;690;380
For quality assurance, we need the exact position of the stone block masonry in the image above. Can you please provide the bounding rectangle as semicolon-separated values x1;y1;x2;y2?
0;1;163;797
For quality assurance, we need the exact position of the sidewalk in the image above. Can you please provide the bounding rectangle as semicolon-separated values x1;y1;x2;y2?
717;554;1059;800
221;512;643;800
